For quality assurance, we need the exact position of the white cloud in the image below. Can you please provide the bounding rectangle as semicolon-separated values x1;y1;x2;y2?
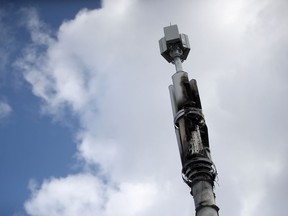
25;173;159;216
17;0;288;215
0;101;12;119
25;174;106;216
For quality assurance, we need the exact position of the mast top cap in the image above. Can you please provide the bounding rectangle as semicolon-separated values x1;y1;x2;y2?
159;25;191;63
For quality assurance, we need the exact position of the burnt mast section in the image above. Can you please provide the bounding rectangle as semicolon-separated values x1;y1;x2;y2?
159;25;219;216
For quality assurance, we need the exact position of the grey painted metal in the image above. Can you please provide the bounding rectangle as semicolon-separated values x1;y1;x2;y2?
192;181;218;216
174;56;183;72
159;25;190;63
159;25;219;216
164;24;180;43
169;85;177;117
169;85;185;159
171;71;188;108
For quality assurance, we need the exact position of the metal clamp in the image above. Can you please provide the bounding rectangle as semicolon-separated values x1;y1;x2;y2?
174;107;204;129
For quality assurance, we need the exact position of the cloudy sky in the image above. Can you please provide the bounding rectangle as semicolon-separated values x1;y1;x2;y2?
1;0;288;215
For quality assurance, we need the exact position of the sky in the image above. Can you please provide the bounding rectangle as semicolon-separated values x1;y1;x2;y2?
0;0;288;216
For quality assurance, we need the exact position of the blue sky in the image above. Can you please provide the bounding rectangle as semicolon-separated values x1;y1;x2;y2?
0;1;101;215
1;0;288;216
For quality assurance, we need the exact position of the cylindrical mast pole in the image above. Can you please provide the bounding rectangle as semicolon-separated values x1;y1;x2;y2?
159;25;219;216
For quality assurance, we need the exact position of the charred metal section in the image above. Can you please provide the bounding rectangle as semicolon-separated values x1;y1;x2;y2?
160;25;219;216
173;80;216;188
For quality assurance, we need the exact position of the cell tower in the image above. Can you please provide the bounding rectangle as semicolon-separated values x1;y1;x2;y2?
159;25;219;216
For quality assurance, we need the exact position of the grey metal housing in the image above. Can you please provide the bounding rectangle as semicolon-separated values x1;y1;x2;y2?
159;25;190;63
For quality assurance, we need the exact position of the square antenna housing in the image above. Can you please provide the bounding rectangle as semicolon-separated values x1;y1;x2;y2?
164;25;180;44
159;25;191;63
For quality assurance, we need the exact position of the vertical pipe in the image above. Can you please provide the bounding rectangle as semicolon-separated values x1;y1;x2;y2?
174;56;183;72
192;181;218;216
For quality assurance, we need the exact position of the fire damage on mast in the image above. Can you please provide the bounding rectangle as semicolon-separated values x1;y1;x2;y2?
159;25;219;216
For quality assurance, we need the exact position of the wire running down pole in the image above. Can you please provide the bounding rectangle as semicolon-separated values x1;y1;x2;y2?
159;25;219;216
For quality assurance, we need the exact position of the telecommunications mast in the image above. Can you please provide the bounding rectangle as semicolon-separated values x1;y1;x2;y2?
159;25;219;216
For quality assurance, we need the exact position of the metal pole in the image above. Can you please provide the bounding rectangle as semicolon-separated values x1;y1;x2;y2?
170;48;183;72
159;25;219;216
